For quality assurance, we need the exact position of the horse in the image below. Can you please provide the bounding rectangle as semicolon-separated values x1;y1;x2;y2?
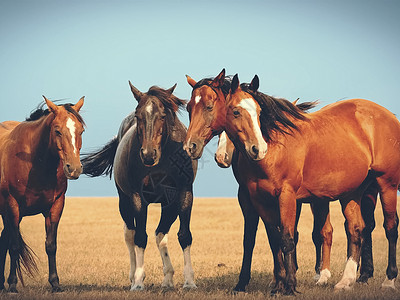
184;69;333;293
0;97;85;293
82;82;198;290
223;73;400;294
214;113;334;287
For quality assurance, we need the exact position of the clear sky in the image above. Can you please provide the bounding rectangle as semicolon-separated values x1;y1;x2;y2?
1;0;399;197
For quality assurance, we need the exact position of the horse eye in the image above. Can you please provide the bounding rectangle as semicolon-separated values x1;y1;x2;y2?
55;130;62;136
206;105;213;111
233;110;240;117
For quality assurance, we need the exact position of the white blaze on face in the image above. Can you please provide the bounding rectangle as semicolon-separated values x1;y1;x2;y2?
66;118;77;155
194;95;201;104
238;98;268;157
145;103;153;114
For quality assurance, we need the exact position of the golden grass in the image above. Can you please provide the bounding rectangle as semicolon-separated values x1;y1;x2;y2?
0;197;399;299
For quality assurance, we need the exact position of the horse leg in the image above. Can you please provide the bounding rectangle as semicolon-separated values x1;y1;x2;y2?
278;186;298;295
357;184;378;284
118;187;136;288
43;215;61;292
177;189;196;289
335;197;365;291
0;218;9;291
233;186;259;293
311;201;332;285
132;195;148;291
155;203;179;288
377;180;398;289
294;200;302;272
43;195;65;292
118;187;137;287
265;222;286;296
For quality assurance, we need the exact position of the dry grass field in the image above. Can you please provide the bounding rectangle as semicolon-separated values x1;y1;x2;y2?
0;197;399;300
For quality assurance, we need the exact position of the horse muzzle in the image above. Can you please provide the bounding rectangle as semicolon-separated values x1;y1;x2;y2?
183;139;205;160
64;163;83;180
245;143;267;161
140;147;159;167
214;152;231;168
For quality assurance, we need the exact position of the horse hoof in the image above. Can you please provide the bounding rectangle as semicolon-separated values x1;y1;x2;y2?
130;284;145;291
381;277;396;290
183;282;197;289
316;269;331;285
8;286;18;293
232;286;246;294
356;274;371;284
52;286;63;293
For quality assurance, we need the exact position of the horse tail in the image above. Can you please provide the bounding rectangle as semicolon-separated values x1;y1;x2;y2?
81;137;119;178
2;226;38;286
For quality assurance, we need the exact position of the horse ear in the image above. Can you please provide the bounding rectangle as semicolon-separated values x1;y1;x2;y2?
128;81;144;102
230;74;239;94
249;75;259;92
73;96;85;112
43;96;59;114
166;83;177;95
186;75;197;88
211;68;226;88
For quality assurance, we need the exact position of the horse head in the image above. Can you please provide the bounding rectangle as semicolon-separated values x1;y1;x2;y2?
184;69;228;160
226;74;268;161
44;96;85;179
129;81;183;167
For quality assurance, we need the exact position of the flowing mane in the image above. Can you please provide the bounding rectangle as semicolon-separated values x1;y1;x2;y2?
193;76;232;96
241;83;318;141
142;86;186;113
26;102;85;125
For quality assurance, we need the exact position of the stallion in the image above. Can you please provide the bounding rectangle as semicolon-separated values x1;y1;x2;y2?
224;74;399;294
82;82;197;290
0;97;85;292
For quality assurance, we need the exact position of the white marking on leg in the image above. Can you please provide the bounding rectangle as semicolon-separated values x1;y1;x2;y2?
334;257;358;291
131;246;145;291
123;224;136;284
66;118;77;155
183;246;196;289
238;98;268;158
194;95;201;104
156;233;174;288
382;276;396;289
316;268;331;285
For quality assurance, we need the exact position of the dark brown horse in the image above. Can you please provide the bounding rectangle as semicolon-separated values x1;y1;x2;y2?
224;74;400;294
184;70;334;293
82;83;197;290
0;97;85;292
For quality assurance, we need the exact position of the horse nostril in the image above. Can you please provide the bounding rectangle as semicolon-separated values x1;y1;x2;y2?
252;145;259;155
66;163;71;172
190;142;197;152
153;149;157;158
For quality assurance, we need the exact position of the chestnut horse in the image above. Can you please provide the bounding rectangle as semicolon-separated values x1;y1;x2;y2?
224;74;400;294
82;83;197;290
184;70;333;293
214;116;334;287
0;97;85;292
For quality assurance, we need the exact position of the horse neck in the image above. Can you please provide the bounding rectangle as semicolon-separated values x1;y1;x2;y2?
20;114;60;166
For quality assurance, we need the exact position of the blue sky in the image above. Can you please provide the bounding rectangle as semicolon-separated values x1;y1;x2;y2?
1;0;399;197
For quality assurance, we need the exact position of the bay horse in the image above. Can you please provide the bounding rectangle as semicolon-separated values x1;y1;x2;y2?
224;74;400;294
0;97;85;293
82;82;197;290
184;69;332;293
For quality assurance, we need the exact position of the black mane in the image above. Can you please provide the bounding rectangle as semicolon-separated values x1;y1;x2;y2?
240;83;318;141
193;76;232;96
26;102;85;125
144;86;186;113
